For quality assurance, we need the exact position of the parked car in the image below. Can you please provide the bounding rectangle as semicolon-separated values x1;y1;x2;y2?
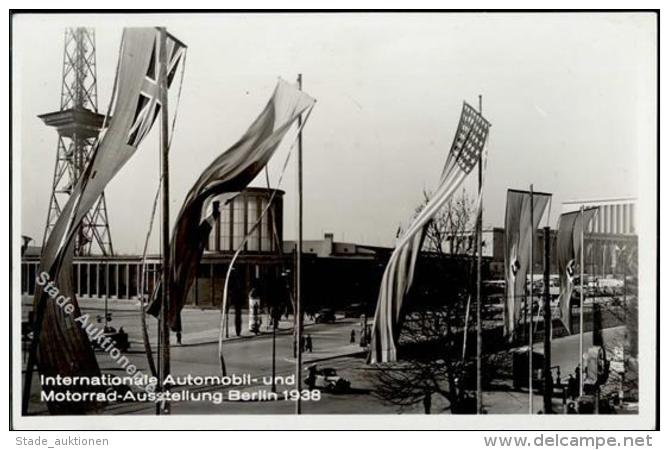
91;326;130;352
546;277;561;298
597;278;624;296
315;308;336;324
530;276;560;299
307;365;351;393
343;302;372;318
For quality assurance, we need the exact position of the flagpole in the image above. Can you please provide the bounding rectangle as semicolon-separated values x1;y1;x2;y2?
542;225;553;413
579;205;585;397
295;73;304;415
476;94;483;414
158;26;171;415
529;184;534;414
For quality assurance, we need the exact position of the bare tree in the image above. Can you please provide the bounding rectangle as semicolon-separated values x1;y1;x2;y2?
421;188;475;256
373;188;478;414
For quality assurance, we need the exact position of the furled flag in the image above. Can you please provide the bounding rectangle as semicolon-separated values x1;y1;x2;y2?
27;28;185;414
369;102;490;364
556;207;599;333
503;189;552;338
147;79;315;331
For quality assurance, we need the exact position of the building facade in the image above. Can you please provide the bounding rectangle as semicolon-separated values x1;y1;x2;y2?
562;197;636;235
205;187;283;253
22;192;638;316
442;197;638;279
22;188;287;309
21;188;392;315
561;197;638;278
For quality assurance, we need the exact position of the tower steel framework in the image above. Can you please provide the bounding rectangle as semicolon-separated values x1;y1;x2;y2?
40;27;113;256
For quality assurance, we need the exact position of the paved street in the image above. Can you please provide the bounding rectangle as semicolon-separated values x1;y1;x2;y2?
100;308;378;415
22;296;372;414
484;326;627;414
22;296;629;415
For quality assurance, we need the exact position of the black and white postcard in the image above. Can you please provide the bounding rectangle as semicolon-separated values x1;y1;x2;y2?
9;10;659;432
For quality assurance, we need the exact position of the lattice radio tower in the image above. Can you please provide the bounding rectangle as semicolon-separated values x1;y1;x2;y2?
40;27;113;256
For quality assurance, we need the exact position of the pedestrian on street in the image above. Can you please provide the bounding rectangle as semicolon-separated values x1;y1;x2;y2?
305;334;313;353
562;385;568;413
306;365;317;389
350;329;356;343
423;390;432;414
545;370;553;397
567;374;577;400
554;372;561;390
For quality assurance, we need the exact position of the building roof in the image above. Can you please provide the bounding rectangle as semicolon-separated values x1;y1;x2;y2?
562;196;637;206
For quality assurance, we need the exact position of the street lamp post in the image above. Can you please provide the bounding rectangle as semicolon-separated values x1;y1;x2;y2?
271;305;277;393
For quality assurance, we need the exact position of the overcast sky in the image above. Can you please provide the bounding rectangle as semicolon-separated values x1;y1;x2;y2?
14;12;656;254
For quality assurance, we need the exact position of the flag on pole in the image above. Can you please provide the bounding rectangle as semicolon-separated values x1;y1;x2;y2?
41;29;185;274
147;79;315;331
29;28;185;413
503;189;551;338
369;102;490;364
556;207;599;333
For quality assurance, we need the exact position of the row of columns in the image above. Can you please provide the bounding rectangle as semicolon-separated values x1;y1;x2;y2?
207;193;279;253
21;260;161;300
587;203;635;235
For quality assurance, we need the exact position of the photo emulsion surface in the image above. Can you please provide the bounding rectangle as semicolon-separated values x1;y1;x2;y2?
10;12;658;430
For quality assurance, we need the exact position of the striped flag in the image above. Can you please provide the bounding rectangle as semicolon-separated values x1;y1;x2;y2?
369;102;490;364
556;207;599;333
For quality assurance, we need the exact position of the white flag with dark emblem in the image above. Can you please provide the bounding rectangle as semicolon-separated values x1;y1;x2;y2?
503;189;552;339
147;79;316;332
556;207;599;333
